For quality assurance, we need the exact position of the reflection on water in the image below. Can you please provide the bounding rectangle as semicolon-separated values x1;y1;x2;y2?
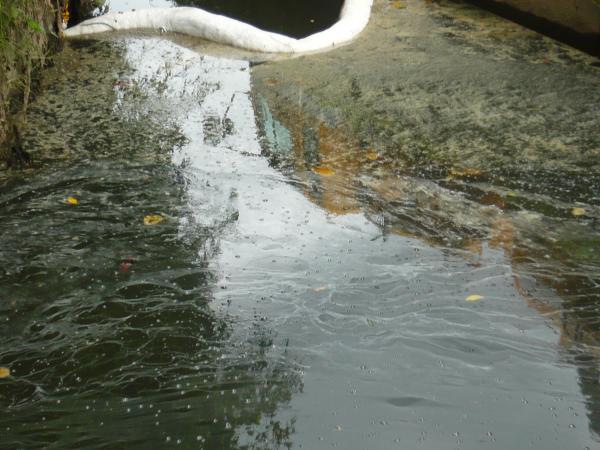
257;97;600;443
0;39;300;449
1;32;599;450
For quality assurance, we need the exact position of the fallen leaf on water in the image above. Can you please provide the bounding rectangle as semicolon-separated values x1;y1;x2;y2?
466;294;484;302
365;150;379;161
144;214;164;225
313;285;329;292
367;318;376;327
480;192;506;209
312;166;335;176
119;258;135;273
67;196;78;205
571;207;586;217
392;1;406;8
450;168;482;179
0;367;10;378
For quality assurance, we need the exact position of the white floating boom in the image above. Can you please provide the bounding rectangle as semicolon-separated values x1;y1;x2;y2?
64;0;373;54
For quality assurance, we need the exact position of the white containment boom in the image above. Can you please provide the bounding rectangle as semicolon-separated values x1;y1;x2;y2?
64;0;373;54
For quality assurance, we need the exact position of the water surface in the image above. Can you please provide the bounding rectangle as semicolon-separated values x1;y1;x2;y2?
1;8;599;450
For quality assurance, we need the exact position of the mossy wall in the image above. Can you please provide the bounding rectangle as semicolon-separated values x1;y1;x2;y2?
0;0;62;166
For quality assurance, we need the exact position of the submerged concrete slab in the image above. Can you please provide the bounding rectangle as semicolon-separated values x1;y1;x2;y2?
252;0;600;179
249;4;600;406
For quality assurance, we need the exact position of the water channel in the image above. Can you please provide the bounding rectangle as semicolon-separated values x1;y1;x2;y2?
1;1;599;449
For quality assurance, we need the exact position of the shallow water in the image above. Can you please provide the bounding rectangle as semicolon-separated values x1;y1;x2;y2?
1;3;600;450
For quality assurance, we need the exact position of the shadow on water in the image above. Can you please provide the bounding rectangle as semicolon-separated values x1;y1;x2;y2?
0;39;300;449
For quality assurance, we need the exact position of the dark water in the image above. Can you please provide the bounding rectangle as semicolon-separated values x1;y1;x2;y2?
175;0;344;38
1;39;300;449
97;0;344;39
1;3;600;449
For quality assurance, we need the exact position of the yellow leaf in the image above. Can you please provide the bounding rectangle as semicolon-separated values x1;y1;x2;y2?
67;196;78;205
0;367;10;378
450;168;482;178
466;294;484;302
143;214;164;225
571;207;586;217
313;285;329;292
312;166;335;176
392;1;406;8
365;150;379;161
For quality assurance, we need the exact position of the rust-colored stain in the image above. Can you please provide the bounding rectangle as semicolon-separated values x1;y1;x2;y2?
312;166;335;176
281;110;364;215
265;101;600;357
264;77;280;86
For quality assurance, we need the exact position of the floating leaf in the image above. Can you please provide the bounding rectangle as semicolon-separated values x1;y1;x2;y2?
67;196;78;205
571;207;586;217
313;285;329;292
450;168;482;178
365;150;379;161
466;294;484;302
119;258;135;273
143;214;164;225
312;166;335;176
366;318;376;327
392;1;406;8
0;367;10;378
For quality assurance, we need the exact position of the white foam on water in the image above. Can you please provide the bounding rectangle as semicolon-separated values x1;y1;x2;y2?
64;0;373;54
